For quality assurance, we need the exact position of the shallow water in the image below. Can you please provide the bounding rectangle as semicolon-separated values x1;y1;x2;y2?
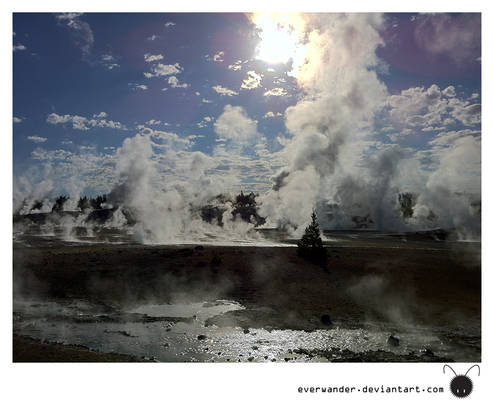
13;298;480;362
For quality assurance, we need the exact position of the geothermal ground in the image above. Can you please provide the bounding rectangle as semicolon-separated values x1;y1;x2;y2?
13;231;480;362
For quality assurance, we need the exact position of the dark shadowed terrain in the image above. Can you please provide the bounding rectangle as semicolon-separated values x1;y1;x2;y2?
13;232;480;362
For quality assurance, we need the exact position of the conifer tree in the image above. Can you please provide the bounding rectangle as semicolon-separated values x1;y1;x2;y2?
297;210;327;266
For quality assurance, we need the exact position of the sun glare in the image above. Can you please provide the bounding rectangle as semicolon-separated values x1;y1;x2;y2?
252;13;307;71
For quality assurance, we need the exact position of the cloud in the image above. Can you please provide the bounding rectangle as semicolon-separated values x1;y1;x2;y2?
134;84;148;91
93;112;107;118
164;22;176;28
442;85;456;97
144;53;164;63
212;85;238;96
147;34;158;41
13;117;23;123
451;102;481;126
263;87;288;97
55;13;94;58
139;127;193;150
241;71;262;90
101;54;119;70
46;112;127;131
428;129;480;148
264;111;283;118
202;98;213;103
214;105;259;146
144;63;182;78
27;136;48;143
386;83;481;133
197;116;213;128
146;119;162;126
414;14;481;65
26;146;118;198
228;60;243;71
213;51;225;62
168;76;189;88
13;43;26;52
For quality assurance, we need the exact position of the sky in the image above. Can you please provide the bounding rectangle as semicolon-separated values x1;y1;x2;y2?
12;12;481;232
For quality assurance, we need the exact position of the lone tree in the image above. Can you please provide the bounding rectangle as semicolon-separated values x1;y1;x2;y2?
297;210;327;266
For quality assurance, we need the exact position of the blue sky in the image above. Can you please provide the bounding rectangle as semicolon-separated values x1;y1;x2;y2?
13;13;481;202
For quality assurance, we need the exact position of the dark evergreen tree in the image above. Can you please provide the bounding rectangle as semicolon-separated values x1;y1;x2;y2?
231;191;266;226
30;199;43;211
90;194;107;209
78;196;90;211
297;210;327;267
398;192;416;219
51;195;69;213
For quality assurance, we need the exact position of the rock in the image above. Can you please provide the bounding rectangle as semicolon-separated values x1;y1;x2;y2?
321;314;332;326
387;335;400;347
422;348;434;356
243;328;250;334
197;334;207;341
252;346;258;350
248;357;254;362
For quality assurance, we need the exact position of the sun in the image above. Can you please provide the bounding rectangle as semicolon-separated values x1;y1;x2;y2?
252;13;307;68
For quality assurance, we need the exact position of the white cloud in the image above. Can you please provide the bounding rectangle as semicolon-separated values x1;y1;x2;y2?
414;14;480;65
27;136;48;143
451;103;481;125
129;83;148;91
13;117;23;123
429;129;480;148
144;53;164;63
202;99;212;103
212;85;238;96
213;51;224;62
264;111;283;118
13;43;26;52
168;76;189;88
228;60;243;71
386;83;481;133
147;34;158;41
145;63;182;78
46;112;127;131
214;105;259;146
93;112;107;118
442;85;456;97
55;13;94;58
101;54;119;70
241;71;262;90
139;127;192;150
264;87;288;97
197;116;213;128
164;22;176;28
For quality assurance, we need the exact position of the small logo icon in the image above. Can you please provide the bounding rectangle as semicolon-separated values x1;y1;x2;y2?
443;364;480;398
